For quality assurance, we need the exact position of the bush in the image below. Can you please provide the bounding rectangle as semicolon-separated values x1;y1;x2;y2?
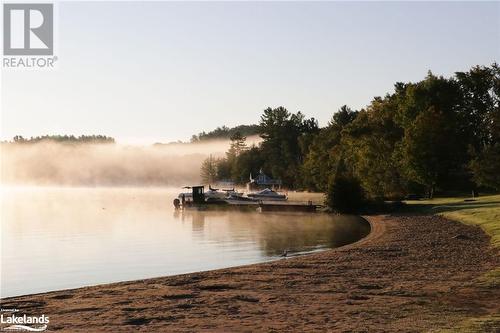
326;175;365;213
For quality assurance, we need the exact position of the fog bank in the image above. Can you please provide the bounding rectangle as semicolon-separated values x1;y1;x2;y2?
0;139;245;187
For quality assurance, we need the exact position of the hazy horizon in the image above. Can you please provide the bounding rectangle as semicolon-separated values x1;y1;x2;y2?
0;138;251;186
1;1;498;144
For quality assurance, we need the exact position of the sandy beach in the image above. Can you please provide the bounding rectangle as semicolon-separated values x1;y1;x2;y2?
2;214;499;332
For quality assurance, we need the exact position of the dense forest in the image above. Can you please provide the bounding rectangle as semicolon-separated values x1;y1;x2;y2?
201;64;500;211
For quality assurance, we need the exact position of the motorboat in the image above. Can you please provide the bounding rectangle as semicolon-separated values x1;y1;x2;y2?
224;193;258;205
247;188;287;201
177;186;243;203
222;188;244;197
205;186;228;200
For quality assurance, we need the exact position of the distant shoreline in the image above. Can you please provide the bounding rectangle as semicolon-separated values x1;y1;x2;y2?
2;214;498;332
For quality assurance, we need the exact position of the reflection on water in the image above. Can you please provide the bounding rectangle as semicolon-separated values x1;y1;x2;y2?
1;187;369;298
177;210;369;256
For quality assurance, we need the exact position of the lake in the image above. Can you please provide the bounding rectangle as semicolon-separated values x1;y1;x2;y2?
0;187;370;298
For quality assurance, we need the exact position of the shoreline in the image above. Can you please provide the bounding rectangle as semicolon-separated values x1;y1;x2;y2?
1;216;373;300
1;214;369;300
2;214;499;332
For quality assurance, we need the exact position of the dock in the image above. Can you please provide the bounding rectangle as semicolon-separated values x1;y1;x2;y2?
175;185;323;213
257;201;319;212
182;200;321;213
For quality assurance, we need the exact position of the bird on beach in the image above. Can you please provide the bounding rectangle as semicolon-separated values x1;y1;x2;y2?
280;249;288;257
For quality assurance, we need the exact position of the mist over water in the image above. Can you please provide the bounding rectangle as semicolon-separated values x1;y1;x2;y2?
1;136;263;186
1;187;369;297
0;137;371;298
0;140;242;186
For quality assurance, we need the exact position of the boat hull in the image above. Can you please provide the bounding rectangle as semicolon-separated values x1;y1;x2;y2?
247;195;287;201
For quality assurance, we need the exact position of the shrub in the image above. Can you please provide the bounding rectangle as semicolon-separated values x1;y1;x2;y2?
326;175;365;213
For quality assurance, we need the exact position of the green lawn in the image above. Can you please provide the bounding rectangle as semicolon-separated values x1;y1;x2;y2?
405;194;500;247
404;194;500;332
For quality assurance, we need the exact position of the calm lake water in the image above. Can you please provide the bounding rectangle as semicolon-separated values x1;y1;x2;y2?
1;187;369;298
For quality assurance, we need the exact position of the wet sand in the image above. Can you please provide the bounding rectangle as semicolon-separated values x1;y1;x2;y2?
1;214;499;332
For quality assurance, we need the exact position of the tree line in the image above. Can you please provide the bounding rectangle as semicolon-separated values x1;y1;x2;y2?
191;124;260;142
6;135;115;144
201;64;500;212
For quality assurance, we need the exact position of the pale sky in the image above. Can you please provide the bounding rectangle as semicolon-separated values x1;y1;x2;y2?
1;1;499;144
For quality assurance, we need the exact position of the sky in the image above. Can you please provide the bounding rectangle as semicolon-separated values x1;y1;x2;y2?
1;1;499;144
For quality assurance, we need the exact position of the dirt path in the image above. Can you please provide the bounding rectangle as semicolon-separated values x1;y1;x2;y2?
2;215;499;332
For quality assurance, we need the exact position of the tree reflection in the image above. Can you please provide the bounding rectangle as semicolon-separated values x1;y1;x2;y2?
172;211;369;256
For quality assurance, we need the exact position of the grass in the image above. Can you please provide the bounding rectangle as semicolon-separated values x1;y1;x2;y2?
403;194;500;332
404;194;500;247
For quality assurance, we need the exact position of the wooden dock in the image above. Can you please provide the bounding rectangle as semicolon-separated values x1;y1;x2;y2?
181;200;322;212
257;202;319;212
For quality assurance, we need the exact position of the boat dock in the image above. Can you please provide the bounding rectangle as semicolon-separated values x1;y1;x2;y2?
181;200;321;213
257;201;319;212
175;185;323;213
